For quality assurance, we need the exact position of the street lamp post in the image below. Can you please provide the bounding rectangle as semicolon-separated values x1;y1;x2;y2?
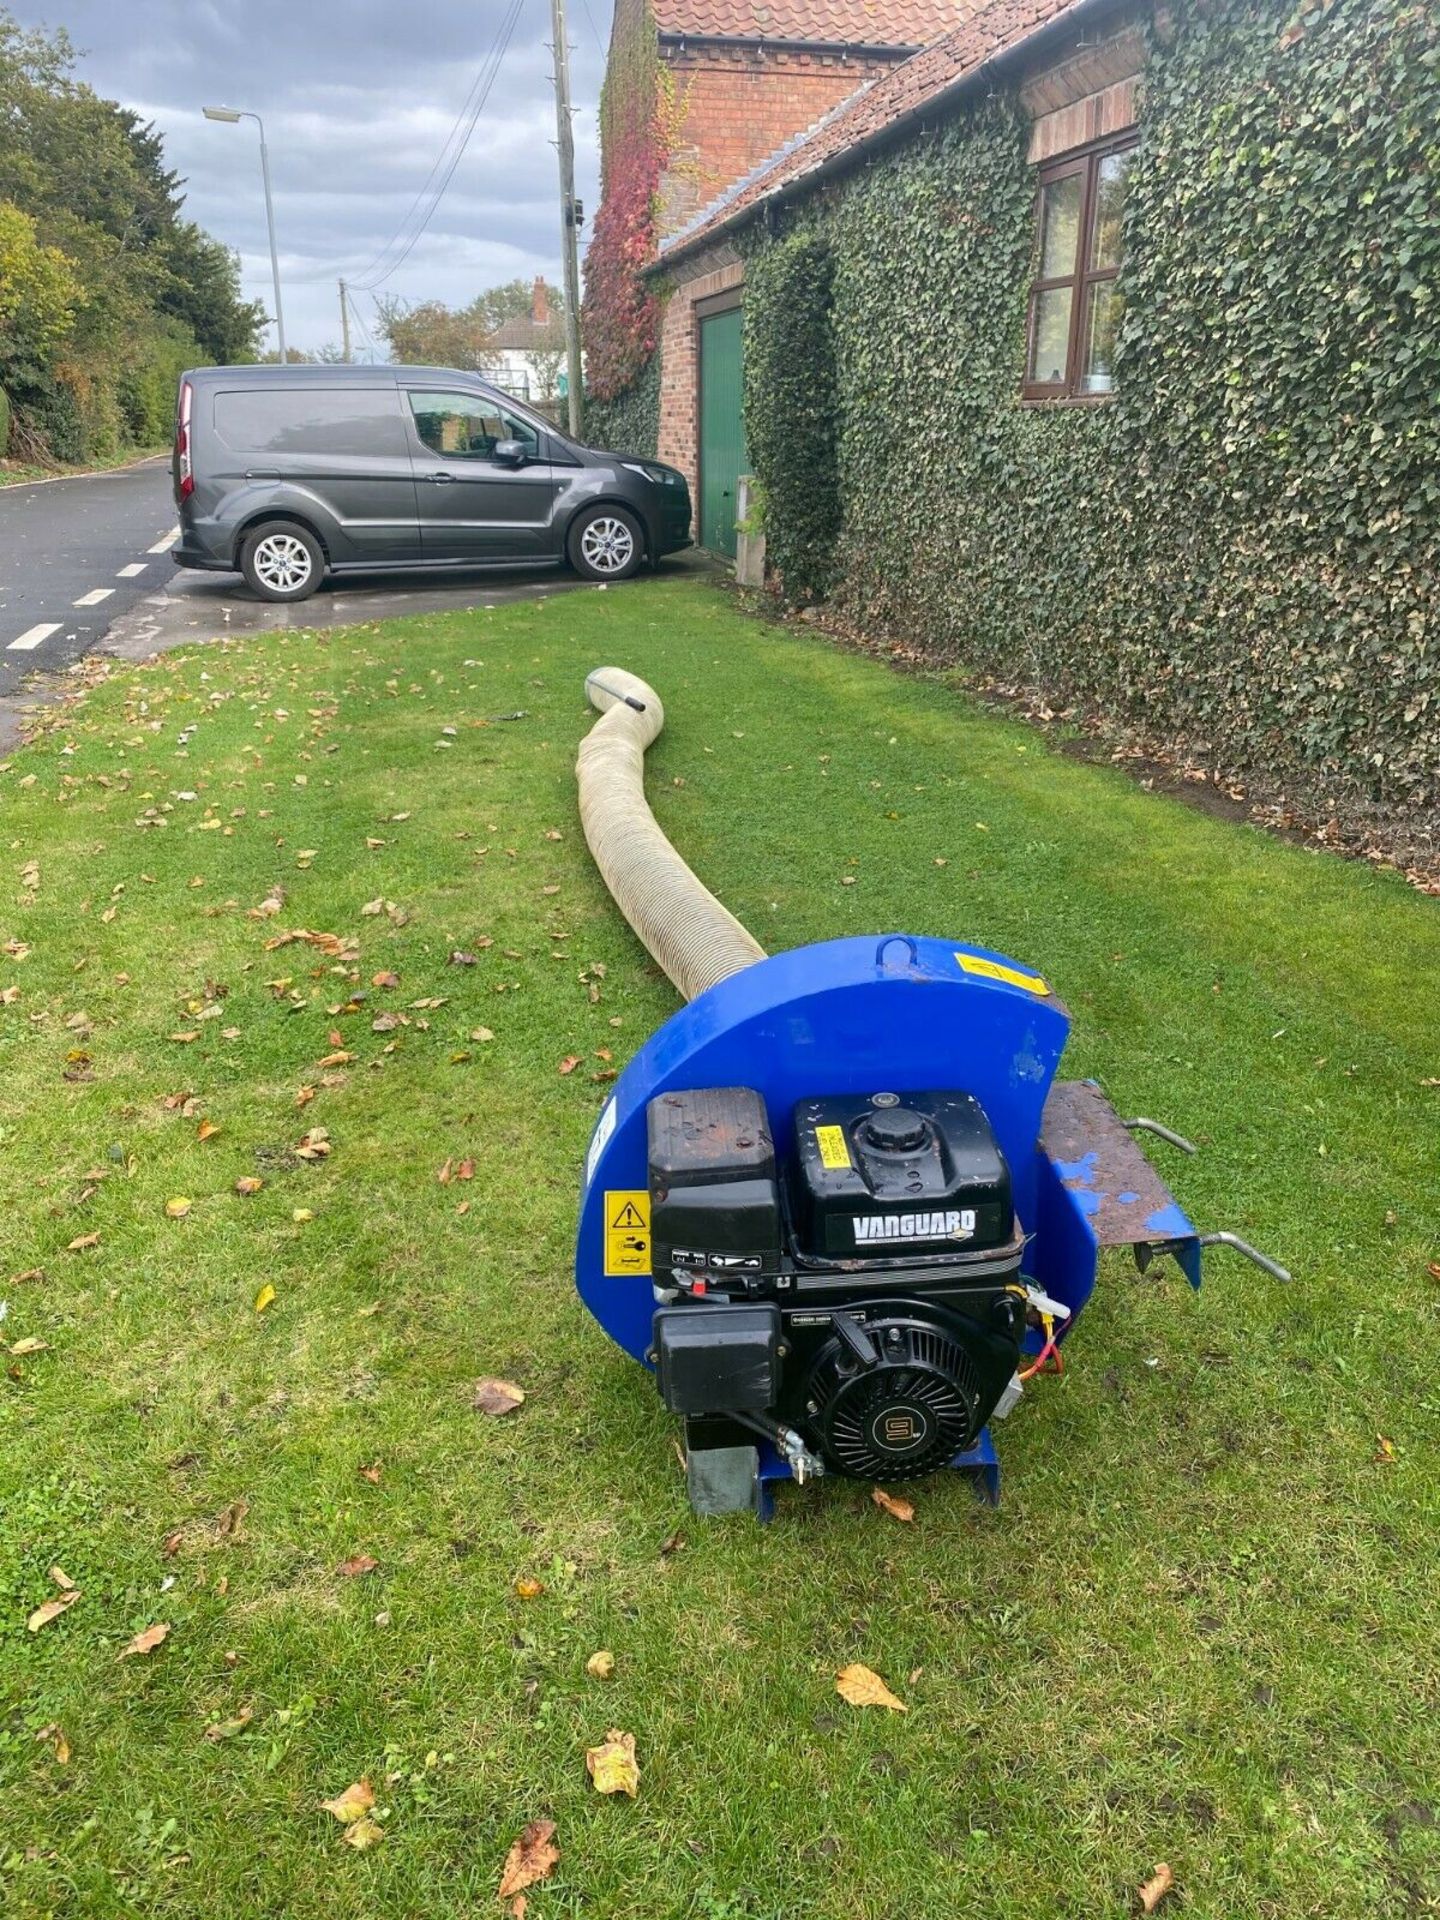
203;106;287;362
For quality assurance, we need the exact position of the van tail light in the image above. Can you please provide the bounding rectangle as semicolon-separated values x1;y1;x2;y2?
176;380;194;499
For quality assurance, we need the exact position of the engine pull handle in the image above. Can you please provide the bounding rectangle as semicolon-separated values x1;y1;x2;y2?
832;1311;881;1370
1197;1232;1292;1284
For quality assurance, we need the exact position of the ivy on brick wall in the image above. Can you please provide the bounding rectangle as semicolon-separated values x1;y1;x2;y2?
582;1;668;403
585;347;660;455
742;229;841;601
741;0;1440;813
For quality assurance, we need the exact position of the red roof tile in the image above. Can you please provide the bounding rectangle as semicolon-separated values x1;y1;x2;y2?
651;0;964;46
658;0;1087;263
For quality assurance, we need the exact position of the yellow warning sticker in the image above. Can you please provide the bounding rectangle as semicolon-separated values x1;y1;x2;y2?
955;951;1051;996
815;1124;852;1170
604;1190;652;1278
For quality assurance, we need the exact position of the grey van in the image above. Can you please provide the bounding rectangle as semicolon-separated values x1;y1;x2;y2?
172;364;691;602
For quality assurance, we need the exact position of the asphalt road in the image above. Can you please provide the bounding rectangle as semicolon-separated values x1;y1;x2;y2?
0;457;179;696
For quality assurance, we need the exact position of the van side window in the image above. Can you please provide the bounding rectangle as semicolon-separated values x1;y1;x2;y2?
406;392;543;462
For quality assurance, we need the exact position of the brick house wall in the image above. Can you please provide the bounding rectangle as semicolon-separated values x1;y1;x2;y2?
655;244;745;497
657;44;902;234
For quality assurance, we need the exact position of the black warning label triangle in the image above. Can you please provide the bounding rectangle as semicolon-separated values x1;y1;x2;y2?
611;1199;646;1230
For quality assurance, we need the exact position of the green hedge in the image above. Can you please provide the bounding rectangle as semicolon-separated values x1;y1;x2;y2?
584;351;660;456
0;384;9;457
741;0;1440;814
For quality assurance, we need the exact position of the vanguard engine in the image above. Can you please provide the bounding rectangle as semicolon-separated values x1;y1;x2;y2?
648;1085;1031;1485
572;667;1288;1518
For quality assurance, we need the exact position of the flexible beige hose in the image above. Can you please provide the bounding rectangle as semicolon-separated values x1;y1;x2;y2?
578;666;767;1002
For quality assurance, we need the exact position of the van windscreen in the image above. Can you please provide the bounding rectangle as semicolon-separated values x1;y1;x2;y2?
213;389;406;459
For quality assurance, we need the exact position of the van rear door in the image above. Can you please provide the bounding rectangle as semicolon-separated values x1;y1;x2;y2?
210;384;421;563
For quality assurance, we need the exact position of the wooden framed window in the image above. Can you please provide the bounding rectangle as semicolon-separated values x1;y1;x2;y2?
1023;136;1136;402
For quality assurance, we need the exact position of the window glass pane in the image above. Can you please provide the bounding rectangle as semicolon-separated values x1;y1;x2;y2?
1038;170;1083;279
407;392;542;460
1027;286;1073;385
1080;281;1122;394
1089;149;1133;271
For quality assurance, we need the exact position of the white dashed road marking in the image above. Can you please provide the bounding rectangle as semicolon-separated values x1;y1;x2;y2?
8;622;62;653
148;528;180;554
74;588;114;607
117;562;147;578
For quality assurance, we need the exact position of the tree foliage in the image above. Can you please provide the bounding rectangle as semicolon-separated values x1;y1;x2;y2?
376;283;565;387
0;10;262;464
740;0;1440;817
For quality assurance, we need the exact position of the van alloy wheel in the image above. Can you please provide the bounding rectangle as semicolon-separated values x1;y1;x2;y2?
579;515;636;575
252;532;313;593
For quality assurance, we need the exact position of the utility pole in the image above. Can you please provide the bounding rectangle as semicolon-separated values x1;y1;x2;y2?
339;279;352;363
549;0;585;437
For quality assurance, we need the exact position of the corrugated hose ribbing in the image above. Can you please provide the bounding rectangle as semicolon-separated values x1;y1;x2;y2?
577;667;767;1003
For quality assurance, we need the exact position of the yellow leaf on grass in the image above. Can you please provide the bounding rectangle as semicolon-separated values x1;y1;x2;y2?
67;1232;100;1252
197;1119;221;1142
119;1622;170;1659
292;1208;314;1224
514;1576;544;1599
871;1487;915;1522
165;1196;192;1219
203;1706;254;1742
342;1816;385;1850
235;1176;264;1195
586;1728;640;1797
836;1663;908;1712
27;1588;81;1633
35;1722;70;1763
254;1283;276;1314
497;1819;559;1901
321;1777;376;1823
585;1649;615;1680
9;1336;49;1356
1138;1863;1175;1914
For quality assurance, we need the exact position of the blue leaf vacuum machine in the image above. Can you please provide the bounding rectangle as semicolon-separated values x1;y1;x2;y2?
573;668;1287;1518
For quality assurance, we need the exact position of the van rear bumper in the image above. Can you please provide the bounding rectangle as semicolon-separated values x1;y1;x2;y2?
172;544;229;572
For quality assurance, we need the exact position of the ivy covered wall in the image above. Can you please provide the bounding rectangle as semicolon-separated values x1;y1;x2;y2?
741;0;1439;815
584;348;660;456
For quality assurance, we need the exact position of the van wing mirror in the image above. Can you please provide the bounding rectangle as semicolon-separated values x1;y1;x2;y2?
494;439;529;467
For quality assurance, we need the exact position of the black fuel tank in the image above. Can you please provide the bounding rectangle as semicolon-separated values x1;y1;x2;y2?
790;1090;1013;1258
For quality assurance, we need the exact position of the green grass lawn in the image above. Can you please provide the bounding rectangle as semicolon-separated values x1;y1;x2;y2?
1;575;1437;1919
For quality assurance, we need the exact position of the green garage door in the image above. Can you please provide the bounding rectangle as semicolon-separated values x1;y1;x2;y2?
699;306;747;559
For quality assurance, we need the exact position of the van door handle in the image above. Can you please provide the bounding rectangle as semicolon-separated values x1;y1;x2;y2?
426;472;454;484
246;468;280;480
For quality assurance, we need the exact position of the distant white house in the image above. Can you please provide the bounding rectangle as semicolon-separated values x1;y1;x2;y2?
479;278;571;405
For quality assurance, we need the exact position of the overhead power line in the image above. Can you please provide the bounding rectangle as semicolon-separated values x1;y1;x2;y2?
346;0;526;294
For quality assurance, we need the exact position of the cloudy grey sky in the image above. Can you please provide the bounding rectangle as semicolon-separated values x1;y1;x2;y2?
11;0;616;355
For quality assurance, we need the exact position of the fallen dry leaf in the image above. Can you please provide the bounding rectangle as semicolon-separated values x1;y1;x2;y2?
371;970;400;989
254;1283;276;1314
1428;1262;1440;1283
203;1705;254;1742
67;1232;100;1252
470;1026;495;1042
35;1722;70;1764
8;1267;44;1285
586;1728;640;1798
165;1196;192;1219
585;1649;615;1680
119;1622;170;1659
48;1565;75;1591
321;1777;375;1823
27;1588;81;1633
197;1119;221;1142
872;1487;915;1522
558;1054;582;1075
473;1377;525;1416
342;1815;385;1850
295;1085;316;1109
235;1175;264;1195
213;1498;249;1539
1138;1863;1174;1913
295;1127;330;1160
169;1030;200;1044
1373;1435;1398;1463
292;1208;315;1224
497;1819;559;1902
9;1336;49;1357
317;1050;352;1068
436;1158;453;1185
514;1576;545;1600
836;1663;907;1712
337;1554;379;1578
456;1157;475;1180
